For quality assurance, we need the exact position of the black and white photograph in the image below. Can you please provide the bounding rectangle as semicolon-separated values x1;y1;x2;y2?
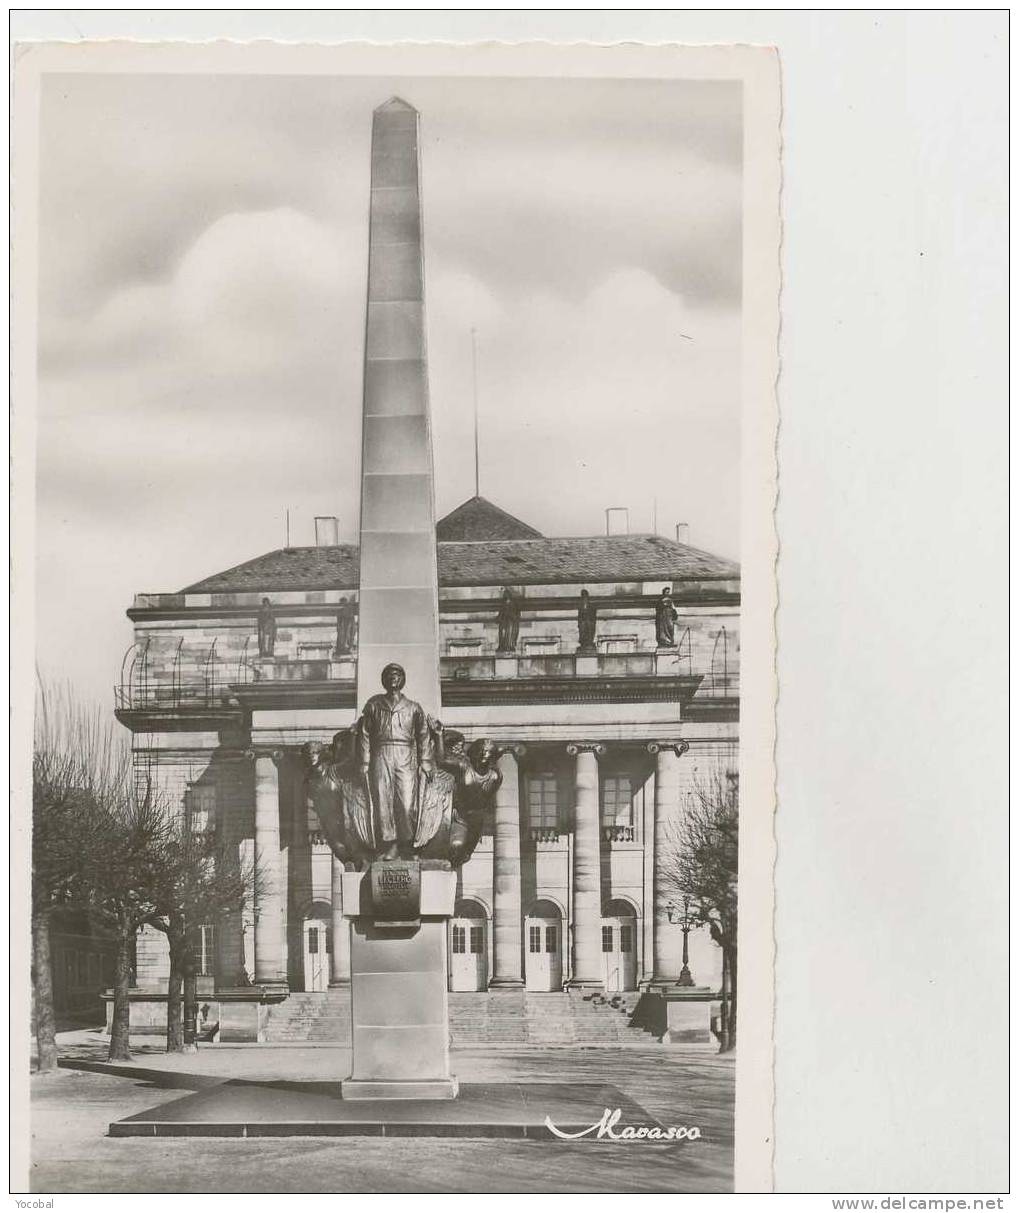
14;36;781;1196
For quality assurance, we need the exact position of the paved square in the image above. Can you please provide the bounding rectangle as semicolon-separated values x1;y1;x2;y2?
31;1036;734;1193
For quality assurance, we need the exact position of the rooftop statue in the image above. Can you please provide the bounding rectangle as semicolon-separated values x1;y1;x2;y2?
655;586;679;648
257;597;277;658
304;664;502;870
496;587;520;653
577;588;598;653
334;596;356;656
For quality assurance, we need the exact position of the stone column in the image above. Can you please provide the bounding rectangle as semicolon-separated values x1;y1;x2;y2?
252;751;287;989
490;744;525;988
330;855;351;986
648;740;690;984
566;742;605;989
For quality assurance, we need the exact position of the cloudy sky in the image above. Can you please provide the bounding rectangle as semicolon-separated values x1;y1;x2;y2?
36;72;742;705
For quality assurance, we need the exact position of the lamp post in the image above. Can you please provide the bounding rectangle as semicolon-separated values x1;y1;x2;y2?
667;897;696;988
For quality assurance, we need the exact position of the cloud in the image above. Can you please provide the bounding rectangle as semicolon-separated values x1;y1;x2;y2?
34;72;744;707
41;207;364;377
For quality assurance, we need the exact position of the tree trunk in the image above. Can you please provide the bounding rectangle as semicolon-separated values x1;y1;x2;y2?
182;932;199;1054
165;933;184;1053
720;943;737;1053
31;909;59;1073
108;921;134;1061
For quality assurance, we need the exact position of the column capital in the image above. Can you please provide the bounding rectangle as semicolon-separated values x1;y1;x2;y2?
647;740;690;758
494;742;527;760
244;747;285;763
566;742;607;757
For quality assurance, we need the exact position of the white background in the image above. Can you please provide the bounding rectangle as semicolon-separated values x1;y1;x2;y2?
10;9;1009;1194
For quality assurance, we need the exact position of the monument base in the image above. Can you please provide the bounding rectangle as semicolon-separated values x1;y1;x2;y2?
342;866;458;1101
341;1078;459;1101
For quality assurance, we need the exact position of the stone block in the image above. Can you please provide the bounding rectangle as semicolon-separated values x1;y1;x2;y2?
494;656;518;678
357;588;438;645
361;473;434;532
655;649;682;676
340;1078;458;1101
352;970;446;1028
358;531;436;591
368;186;420;245
365;303;425;363
368;243;423;304
361;413;429;475
343;869;457;921
576;654;599;677
363;358;427;417
356;644;441;711
218;999;267;1043
663;991;716;1045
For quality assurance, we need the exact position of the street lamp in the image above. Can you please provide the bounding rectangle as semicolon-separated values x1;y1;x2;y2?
666;896;696;988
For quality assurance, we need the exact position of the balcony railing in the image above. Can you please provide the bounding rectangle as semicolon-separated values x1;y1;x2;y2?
115;638;225;712
602;824;635;843
529;826;561;844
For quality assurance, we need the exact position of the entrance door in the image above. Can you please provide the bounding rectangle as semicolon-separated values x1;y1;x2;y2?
601;917;638;992
525;917;563;991
302;919;329;992
450;918;487;991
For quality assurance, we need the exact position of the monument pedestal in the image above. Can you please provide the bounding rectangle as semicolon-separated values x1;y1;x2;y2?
660;987;719;1045
340;867;458;1101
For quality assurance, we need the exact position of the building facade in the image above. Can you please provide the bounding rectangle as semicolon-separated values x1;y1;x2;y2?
116;496;739;1006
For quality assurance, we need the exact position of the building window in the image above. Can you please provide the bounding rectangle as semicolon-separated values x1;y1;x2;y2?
453;925;467;954
198;924;216;976
298;642;332;660
523;636;561;654
448;638;483;656
528;925;542;953
307;927;319;956
601;925;613;952
619;925;634;954
527;773;559;829
545;926;558;954
469;926;484;955
601;774;634;828
185;784;216;835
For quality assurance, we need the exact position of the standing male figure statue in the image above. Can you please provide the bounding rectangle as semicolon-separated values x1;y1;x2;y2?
357;663;435;860
577;588;598;653
496;587;520;653
334;596;356;656
257;597;277;657
655;586;679;648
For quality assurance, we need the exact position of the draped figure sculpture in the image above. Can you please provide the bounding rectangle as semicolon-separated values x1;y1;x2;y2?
304;664;503;870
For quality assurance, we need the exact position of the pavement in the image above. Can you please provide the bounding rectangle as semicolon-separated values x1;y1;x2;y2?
28;1030;735;1194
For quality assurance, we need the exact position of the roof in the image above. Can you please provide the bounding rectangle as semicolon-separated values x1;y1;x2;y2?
435;496;543;542
182;533;738;594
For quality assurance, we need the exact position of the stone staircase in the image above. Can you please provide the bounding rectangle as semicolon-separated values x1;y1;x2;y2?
264;988;659;1046
263;990;352;1043
449;991;654;1046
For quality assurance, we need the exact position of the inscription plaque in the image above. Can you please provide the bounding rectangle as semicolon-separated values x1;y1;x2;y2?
369;858;422;926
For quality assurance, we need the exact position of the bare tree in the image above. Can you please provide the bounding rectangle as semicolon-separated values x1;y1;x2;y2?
148;810;263;1053
660;767;739;1052
32;680;129;1072
86;787;175;1061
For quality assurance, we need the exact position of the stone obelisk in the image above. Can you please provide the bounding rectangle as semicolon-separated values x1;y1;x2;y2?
355;96;442;718
341;98;458;1101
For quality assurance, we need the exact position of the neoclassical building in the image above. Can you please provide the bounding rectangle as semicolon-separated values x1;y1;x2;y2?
116;495;738;1016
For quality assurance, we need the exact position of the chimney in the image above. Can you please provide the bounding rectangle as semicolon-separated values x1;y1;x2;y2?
605;507;629;536
675;522;690;546
314;516;340;547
